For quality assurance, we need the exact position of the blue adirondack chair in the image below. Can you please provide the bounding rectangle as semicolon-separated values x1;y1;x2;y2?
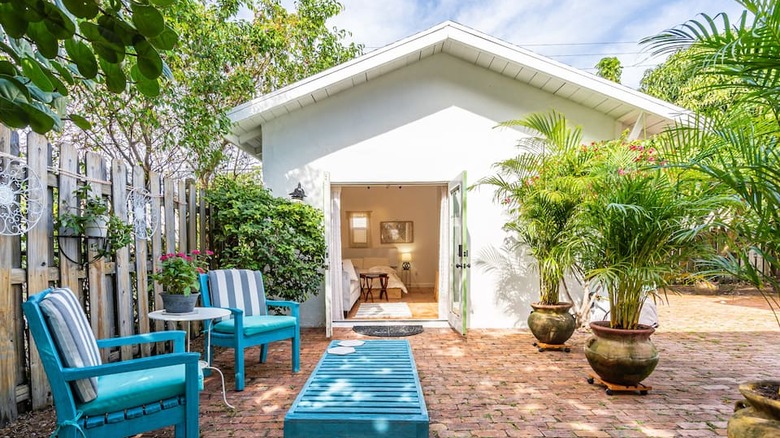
199;270;300;391
23;287;200;438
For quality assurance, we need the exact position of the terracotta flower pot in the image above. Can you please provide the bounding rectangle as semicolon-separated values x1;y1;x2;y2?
527;302;576;346
584;320;659;386
160;293;200;314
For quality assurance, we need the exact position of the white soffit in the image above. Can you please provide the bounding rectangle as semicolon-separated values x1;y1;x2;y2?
228;21;689;151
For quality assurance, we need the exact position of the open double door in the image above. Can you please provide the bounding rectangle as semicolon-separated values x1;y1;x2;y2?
324;172;470;336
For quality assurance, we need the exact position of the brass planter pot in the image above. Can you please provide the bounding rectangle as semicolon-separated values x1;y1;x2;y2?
527;302;576;345
584;321;659;386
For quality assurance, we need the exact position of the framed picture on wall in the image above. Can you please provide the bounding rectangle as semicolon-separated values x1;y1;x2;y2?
380;221;413;244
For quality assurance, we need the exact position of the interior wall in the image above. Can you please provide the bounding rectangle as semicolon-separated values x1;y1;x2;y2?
340;185;440;288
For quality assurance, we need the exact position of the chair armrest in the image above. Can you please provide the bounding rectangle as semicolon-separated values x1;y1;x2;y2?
97;331;187;352
61;352;200;381
266;300;298;308
266;300;300;319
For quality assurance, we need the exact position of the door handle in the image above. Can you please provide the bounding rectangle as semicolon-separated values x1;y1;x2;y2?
455;263;471;269
455;263;462;268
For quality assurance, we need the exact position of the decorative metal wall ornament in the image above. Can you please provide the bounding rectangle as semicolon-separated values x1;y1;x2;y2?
0;155;44;236
126;187;157;240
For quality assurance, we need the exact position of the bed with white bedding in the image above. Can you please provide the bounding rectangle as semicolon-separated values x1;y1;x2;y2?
341;257;408;315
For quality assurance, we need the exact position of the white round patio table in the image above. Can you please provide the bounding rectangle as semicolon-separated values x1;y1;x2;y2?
149;307;234;408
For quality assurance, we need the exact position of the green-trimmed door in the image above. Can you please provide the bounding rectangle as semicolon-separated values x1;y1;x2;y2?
448;172;469;335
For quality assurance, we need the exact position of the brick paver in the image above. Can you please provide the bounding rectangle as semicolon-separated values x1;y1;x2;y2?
6;292;780;437
178;292;779;437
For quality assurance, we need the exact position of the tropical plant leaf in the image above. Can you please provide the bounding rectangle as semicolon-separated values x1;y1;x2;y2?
0;75;31;103
0;4;28;38
50;60;75;85
130;64;160;97
99;58;126;93
134;39;163;79
62;0;99;19
132;3;165;38
0;61;18;76
20;101;57;133
27;21;59;59
21;56;54;92
65;39;99;78
0;96;30;128
149;26;178;51
42;3;76;39
69;113;91;130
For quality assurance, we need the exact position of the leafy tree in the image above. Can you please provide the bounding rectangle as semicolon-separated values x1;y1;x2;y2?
642;0;780;319
57;0;362;183
206;174;326;303
595;56;622;83
640;46;744;115
0;0;176;133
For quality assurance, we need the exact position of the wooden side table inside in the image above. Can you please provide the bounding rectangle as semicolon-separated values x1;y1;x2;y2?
359;273;389;302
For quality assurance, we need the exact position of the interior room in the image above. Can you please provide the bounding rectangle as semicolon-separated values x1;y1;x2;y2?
338;184;442;320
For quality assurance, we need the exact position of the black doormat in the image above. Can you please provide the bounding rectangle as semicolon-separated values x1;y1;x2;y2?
353;325;424;337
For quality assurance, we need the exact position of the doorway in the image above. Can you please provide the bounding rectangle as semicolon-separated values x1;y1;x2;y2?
332;184;443;322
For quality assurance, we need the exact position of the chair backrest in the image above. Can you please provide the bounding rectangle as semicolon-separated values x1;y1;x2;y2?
23;288;102;415
206;270;268;316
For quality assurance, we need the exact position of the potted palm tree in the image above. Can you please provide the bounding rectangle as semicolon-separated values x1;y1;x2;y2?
643;1;780;432
576;138;721;386
479;111;586;349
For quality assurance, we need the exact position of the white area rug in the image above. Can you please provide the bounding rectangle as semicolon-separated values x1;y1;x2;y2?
355;302;412;319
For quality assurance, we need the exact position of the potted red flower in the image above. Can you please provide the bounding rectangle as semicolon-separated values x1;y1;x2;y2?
152;250;212;313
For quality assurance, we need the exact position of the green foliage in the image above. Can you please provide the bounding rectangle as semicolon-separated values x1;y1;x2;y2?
478;111;587;304
61;0;362;183
575;137;724;329
639;46;744;115
595;57;622;83
641;0;779;117
57;185;135;259
206;175;326;303
151;250;212;295
642;0;780;319
0;0;177;133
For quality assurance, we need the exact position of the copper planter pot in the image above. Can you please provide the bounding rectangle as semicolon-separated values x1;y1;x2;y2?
584;320;659;386
527;302;576;345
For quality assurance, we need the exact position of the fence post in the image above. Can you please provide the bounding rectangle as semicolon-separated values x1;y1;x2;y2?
26;132;51;410
58;143;81;297
85;152;111;359
0;126;18;426
112;160;133;360
133;166;151;356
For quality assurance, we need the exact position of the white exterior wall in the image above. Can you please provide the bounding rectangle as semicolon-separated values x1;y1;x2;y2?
261;54;618;328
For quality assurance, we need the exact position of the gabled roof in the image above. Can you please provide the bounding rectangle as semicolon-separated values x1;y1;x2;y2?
228;21;688;154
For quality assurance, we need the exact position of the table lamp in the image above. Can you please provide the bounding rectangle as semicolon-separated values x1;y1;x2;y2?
401;252;412;270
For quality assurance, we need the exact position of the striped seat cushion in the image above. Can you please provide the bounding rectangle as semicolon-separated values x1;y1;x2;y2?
39;287;101;403
208;270;267;316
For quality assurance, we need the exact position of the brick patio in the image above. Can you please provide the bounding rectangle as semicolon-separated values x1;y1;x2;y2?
5;292;780;437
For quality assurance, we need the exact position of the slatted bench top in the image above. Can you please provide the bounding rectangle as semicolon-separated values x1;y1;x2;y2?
284;339;428;438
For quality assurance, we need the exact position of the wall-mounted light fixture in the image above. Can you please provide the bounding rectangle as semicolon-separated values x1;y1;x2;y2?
289;182;306;202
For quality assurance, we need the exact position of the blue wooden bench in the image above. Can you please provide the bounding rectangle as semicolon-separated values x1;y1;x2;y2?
284;340;428;437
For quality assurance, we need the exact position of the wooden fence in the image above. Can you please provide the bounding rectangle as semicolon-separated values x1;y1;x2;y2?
0;126;209;426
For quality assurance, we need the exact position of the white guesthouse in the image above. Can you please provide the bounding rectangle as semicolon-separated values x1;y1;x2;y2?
226;21;686;335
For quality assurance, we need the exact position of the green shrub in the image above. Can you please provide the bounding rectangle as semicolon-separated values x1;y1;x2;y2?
206;175;326;303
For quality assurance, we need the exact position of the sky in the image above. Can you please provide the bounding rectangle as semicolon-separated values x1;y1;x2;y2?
283;0;747;90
